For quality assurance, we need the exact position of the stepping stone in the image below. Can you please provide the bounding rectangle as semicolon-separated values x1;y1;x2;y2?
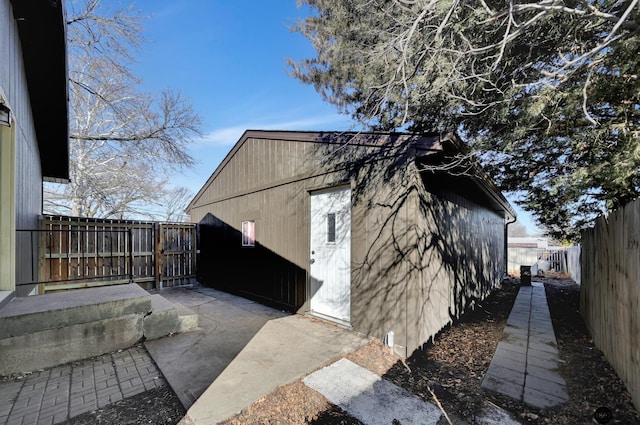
304;358;442;425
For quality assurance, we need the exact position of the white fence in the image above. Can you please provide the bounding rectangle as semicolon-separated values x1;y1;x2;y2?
508;245;579;280
566;246;581;285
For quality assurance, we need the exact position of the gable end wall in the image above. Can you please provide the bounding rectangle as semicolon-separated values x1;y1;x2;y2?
190;134;507;355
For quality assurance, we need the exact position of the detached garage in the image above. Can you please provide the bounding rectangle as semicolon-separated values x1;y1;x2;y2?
187;130;515;356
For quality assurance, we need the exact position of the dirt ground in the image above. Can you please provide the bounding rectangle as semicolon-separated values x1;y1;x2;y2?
58;385;185;425
63;277;640;425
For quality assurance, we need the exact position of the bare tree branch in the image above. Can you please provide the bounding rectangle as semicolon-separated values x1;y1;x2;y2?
291;0;640;240
44;0;203;220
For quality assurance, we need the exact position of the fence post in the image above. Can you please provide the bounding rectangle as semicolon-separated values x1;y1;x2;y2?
128;228;134;283
154;222;164;289
192;224;198;285
38;221;47;294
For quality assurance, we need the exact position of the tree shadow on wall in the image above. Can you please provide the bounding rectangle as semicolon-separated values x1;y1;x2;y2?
308;132;507;354
196;131;508;356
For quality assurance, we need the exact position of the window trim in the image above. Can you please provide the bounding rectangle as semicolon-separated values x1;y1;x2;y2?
241;220;255;247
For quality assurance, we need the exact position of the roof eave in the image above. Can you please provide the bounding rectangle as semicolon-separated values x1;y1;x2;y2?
416;133;517;220
10;0;70;181
185;130;444;213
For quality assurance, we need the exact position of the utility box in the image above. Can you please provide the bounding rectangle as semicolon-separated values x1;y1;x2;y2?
520;265;532;286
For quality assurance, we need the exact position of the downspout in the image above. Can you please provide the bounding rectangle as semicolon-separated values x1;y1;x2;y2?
504;215;517;277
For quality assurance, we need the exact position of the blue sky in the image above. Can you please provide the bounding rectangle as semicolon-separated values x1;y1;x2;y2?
132;1;353;187
131;1;540;234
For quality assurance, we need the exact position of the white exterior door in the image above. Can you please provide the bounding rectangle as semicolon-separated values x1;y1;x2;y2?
310;186;351;324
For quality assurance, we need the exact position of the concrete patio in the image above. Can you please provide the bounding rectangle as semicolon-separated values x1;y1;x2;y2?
143;285;371;424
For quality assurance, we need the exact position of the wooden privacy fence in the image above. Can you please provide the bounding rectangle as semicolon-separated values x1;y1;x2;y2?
581;199;640;410
17;215;196;293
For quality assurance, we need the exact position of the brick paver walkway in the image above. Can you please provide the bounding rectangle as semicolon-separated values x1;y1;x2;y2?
0;345;165;425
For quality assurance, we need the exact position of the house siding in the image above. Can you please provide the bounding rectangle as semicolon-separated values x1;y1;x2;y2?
191;136;355;312
1;0;44;295
189;131;509;355
348;153;506;356
15;134;41;296
407;176;506;355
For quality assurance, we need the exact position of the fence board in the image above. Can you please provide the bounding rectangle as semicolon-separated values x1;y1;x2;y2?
581;199;640;410
16;215;196;292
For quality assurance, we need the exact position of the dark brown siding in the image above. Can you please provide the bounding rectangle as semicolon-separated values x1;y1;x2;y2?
197;213;306;311
350;159;506;356
407;171;506;354
189;131;509;354
189;134;413;312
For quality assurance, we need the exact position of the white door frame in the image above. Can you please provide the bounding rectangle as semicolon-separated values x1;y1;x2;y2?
309;185;351;325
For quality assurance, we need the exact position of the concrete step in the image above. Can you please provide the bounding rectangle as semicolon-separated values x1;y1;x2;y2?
0;291;13;310
0;284;152;375
176;303;199;333
143;294;198;340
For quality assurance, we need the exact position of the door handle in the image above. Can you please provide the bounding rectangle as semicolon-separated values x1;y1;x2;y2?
310;258;315;264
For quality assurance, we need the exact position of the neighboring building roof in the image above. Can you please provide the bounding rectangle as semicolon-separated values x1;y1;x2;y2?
508;237;549;249
187;130;516;220
10;0;69;181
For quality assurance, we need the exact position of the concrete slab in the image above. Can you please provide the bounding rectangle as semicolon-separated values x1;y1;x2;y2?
482;375;523;399
303;358;442;425
487;357;527;376
498;341;528;355
528;341;559;355
526;354;561;370
526;364;566;385
503;325;528;336
527;334;556;346
0;314;144;375
482;284;569;409
523;385;569;409
0;284;155;375
501;334;528;349
506;317;529;328
144;286;288;408
525;375;569;400
530;325;555;335
528;346;559;359
494;344;527;361
175;303;199;333
171;288;370;425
